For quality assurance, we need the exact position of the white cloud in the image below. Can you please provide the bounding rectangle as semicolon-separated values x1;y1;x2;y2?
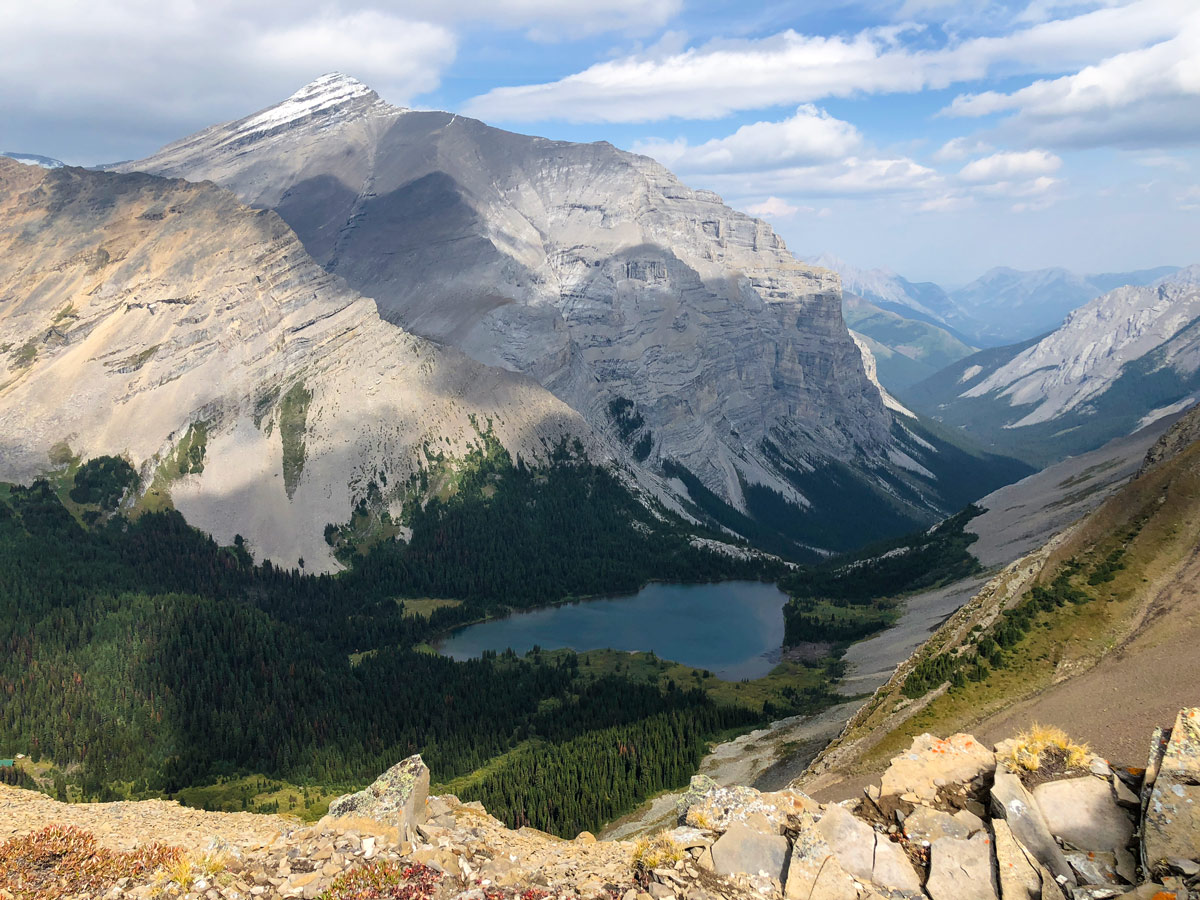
959;149;1062;181
463;0;1189;123
945;7;1200;147
0;0;682;162
631;106;862;172
920;193;976;212
743;197;801;218
1177;185;1200;210
630;107;940;200
932;136;993;162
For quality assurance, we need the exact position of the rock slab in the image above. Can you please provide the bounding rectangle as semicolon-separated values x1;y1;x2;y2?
1032;777;1133;852
711;820;788;881
925;832;999;900
327;754;429;830
881;733;995;802
990;769;1075;886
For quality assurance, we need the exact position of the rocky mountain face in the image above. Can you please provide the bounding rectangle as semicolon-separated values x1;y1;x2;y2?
948;264;1181;346
904;268;1200;465
843;294;977;391
0;157;593;571
117;74;1016;544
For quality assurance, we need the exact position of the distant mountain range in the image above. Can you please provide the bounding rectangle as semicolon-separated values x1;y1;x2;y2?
903;266;1200;465
1;151;64;169
814;253;1180;348
0;75;1032;570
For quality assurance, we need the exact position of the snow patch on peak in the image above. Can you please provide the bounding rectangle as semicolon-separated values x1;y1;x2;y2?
232;73;383;140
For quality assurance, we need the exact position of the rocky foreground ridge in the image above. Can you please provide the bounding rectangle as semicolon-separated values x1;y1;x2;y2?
4;711;1198;900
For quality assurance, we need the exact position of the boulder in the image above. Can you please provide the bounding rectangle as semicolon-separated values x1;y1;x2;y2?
992;818;1042;900
783;819;858;900
680;780;819;833
815;804;922;895
925;833;999;900
710;819;788;880
903;805;973;844
880;733;995;803
326;755;429;831
1142;708;1200;877
990;769;1074;886
1032;777;1133;852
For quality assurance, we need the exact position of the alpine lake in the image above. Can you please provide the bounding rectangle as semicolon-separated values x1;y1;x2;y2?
435;580;788;680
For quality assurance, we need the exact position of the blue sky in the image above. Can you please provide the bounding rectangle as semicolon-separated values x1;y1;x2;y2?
2;0;1197;283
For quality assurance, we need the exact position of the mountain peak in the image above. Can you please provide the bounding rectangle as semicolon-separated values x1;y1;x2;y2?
231;73;384;141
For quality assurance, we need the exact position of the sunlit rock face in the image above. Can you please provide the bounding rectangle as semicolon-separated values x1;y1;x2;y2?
123;74;900;515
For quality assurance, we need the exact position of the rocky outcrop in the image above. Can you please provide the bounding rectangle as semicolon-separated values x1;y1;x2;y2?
0;157;595;571
4;714;1200;900
324;755;429;834
118;75;1017;549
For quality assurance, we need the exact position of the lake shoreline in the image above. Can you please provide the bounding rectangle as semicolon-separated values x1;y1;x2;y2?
433;580;791;681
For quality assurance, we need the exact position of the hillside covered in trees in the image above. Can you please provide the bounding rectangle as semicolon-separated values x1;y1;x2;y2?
0;452;838;836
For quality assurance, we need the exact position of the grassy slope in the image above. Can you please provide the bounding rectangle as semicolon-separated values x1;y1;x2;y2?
800;421;1200;791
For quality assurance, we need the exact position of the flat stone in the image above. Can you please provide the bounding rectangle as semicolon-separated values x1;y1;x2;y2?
880;733;995;803
710;821;788;880
1032;778;1133;852
954;809;987;835
1112;777;1140;809
815;804;921;895
992;818;1042;900
903;805;972;843
925;833;999;900
783;815;857;900
990;769;1075;886
1064;850;1126;886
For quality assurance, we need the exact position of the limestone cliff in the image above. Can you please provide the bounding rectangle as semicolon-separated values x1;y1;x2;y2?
0;157;594;571
119;74;1011;540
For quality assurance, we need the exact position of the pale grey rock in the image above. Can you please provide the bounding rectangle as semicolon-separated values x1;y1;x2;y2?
990;770;1075;886
710;821;788;880
1142;709;1200;877
880;732;995;803
815;804;921;895
120;75;989;550
1064;850;1126;886
783;819;858;900
327;755;429;830
902;805;973;844
992;818;1042;900
1032;777;1133;852
925;833;999;900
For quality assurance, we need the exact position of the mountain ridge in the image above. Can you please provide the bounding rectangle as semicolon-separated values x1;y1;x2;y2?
115;74;1026;549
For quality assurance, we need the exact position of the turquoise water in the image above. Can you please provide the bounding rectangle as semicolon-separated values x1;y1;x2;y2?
435;580;787;680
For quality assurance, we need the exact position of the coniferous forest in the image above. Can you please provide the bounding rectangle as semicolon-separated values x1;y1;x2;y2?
0;451;842;836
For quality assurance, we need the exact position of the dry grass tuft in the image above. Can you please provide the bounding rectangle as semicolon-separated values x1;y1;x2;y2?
1006;723;1091;772
631;832;685;872
0;825;182;900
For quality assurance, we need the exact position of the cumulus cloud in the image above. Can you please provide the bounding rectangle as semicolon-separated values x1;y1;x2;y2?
631;106;862;172
631;106;940;201
743;197;802;218
944;6;1200;148
464;0;1188;123
959;149;1063;181
0;0;682;163
932;136;993;162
